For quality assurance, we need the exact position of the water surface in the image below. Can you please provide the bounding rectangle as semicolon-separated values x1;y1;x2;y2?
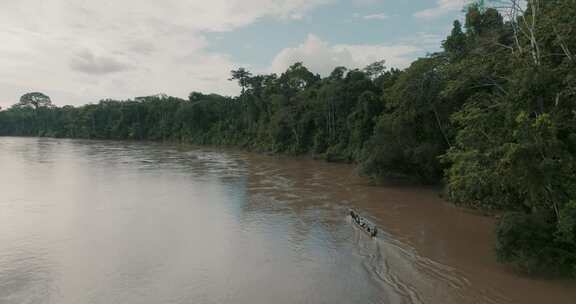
0;137;574;303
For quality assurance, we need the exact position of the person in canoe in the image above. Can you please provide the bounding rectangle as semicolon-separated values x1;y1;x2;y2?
349;209;378;237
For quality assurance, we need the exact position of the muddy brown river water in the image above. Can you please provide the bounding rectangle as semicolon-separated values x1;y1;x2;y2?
0;137;574;304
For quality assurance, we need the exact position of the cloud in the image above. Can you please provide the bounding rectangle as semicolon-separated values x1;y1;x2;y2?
271;35;354;75
401;32;445;51
414;0;470;19
270;34;421;76
70;50;132;75
352;0;384;6
362;13;390;20
0;0;334;105
337;44;421;68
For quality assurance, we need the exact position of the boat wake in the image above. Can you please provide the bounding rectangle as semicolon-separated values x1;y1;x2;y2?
349;219;511;304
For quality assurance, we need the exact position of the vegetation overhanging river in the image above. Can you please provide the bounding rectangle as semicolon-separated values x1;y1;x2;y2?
1;137;574;304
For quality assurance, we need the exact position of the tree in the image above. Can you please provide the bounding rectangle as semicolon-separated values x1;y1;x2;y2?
278;62;320;97
465;3;504;36
363;60;387;80
443;21;467;58
229;68;253;94
444;1;576;276
362;56;449;183
16;92;53;110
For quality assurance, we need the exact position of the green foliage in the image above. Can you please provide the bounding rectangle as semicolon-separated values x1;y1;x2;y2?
16;92;53;110
445;1;576;276
496;212;576;277
1;0;575;277
362;56;453;183
443;21;467;59
557;201;576;246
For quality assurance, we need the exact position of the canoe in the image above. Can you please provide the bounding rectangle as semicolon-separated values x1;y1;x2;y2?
349;209;378;237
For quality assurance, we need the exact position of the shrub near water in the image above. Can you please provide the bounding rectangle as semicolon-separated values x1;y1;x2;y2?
496;212;576;277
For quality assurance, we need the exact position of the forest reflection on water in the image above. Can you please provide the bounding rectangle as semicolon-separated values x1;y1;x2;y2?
0;137;574;304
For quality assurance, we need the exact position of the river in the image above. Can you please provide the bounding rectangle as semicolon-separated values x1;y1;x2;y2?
0;137;574;304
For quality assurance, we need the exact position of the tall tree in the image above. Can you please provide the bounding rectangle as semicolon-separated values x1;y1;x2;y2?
443;20;467;58
16;92;52;110
229;68;253;94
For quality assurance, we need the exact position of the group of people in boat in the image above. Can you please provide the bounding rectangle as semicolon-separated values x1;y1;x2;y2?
349;209;378;237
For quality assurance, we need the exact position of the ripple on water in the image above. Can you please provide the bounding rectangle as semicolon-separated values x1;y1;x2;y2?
0;137;575;304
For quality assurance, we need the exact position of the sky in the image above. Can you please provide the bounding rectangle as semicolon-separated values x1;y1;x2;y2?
0;0;471;108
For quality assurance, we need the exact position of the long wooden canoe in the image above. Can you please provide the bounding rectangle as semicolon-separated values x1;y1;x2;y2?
349;209;378;237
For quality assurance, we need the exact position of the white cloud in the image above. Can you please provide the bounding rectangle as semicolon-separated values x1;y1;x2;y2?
271;35;354;75
414;0;470;19
270;34;421;76
362;13;390;20
0;0;333;106
401;32;445;51
70;50;133;75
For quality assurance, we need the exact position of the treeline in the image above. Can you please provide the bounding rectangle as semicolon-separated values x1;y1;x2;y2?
1;1;575;277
